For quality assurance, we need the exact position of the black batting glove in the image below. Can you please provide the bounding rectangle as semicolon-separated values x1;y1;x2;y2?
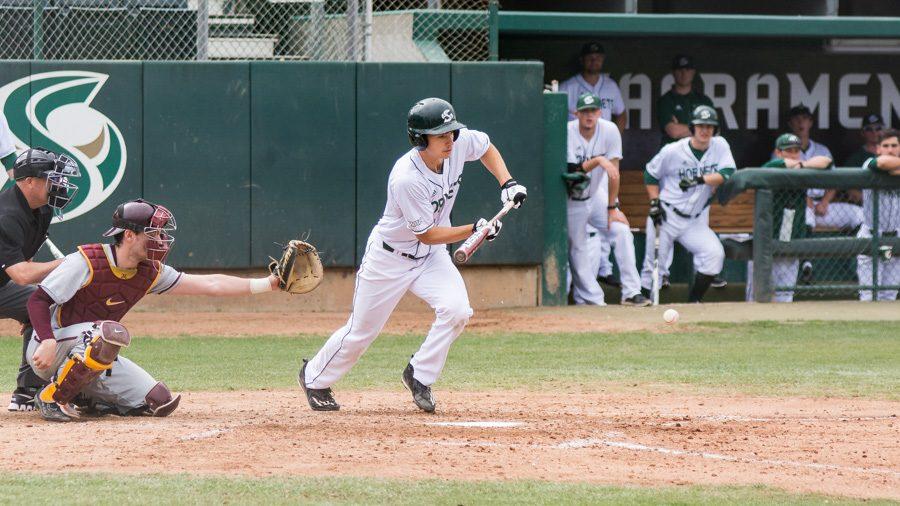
500;179;527;209
648;198;666;226
679;174;705;191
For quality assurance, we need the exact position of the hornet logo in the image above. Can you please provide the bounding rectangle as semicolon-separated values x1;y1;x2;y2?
0;71;127;222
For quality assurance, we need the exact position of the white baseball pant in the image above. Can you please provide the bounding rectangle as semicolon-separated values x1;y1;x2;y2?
304;234;472;389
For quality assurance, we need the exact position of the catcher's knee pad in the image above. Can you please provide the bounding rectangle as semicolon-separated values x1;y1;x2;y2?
145;381;180;417
40;321;131;405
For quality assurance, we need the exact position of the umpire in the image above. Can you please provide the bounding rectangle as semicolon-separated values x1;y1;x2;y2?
2;148;79;411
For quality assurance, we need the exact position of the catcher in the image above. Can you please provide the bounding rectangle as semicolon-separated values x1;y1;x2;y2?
26;198;322;422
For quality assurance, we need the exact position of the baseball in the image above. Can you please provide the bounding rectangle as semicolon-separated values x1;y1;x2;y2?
663;308;679;324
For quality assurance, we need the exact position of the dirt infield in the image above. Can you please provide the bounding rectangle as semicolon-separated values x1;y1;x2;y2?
2;302;897;499
1;390;897;500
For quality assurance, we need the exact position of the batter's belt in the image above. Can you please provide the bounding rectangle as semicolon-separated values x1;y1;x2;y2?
661;198;713;220
382;242;426;260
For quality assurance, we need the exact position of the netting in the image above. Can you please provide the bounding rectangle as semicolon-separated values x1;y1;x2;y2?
0;0;490;61
755;186;900;301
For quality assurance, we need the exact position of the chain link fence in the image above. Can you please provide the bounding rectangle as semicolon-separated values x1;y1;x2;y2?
749;184;900;302
0;0;490;61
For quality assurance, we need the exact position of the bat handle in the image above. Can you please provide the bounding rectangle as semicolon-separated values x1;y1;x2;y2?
44;238;64;260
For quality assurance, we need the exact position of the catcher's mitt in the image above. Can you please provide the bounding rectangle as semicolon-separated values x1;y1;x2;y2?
268;240;324;294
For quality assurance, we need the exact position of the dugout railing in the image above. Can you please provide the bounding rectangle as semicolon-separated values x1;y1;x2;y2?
718;168;900;302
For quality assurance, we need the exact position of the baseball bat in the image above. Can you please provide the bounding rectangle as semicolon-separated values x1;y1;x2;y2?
651;225;660;306
454;201;515;264
44;238;65;260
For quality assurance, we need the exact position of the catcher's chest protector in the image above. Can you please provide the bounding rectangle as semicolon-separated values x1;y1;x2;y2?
58;244;159;327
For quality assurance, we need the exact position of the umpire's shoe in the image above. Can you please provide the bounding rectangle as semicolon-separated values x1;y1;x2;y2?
7;387;36;412
298;359;339;411
34;394;76;422
402;362;435;413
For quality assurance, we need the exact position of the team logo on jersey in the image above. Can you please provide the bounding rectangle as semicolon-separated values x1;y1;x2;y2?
441;109;454;124
431;174;463;213
0;71;127;222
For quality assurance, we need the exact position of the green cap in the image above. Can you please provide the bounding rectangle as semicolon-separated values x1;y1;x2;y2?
576;93;601;111
775;133;802;150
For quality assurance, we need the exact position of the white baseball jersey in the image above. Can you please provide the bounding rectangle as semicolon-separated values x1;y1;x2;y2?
862;158;900;232
559;74;625;121
40;244;181;333
375;128;490;257
646;136;736;217
0;112;16;161
566;118;622;211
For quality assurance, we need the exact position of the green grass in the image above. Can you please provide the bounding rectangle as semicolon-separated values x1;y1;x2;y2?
1;321;897;398
0;474;889;505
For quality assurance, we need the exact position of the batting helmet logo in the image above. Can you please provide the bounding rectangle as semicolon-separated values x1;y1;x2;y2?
441;109;454;124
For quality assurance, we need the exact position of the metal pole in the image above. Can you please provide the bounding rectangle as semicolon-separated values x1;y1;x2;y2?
347;0;359;61
197;0;209;60
309;0;324;61
363;0;372;62
427;0;440;8
488;0;498;61
872;190;880;298
32;0;46;59
753;189;774;302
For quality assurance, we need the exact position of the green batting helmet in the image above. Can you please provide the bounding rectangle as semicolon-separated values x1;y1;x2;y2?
691;105;718;127
690;105;718;135
407;98;466;150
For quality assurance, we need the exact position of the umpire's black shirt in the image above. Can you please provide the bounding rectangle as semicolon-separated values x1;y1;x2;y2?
0;185;52;285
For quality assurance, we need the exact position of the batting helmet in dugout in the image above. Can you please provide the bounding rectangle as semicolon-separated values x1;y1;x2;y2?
690;105;719;127
407;98;466;149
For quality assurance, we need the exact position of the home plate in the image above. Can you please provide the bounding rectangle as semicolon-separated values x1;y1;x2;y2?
427;421;525;428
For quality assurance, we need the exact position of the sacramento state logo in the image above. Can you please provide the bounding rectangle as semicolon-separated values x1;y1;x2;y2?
0;71;127;222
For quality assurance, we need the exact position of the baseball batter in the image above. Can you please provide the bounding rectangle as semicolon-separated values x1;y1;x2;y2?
641;105;733;302
745;134;833;302
299;98;526;413
27;199;285;422
857;128;900;301
565;93;649;306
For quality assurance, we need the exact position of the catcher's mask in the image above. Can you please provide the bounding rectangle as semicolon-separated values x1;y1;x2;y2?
13;148;81;217
102;199;177;262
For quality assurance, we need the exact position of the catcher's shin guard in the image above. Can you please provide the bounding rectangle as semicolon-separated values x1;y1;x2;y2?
39;321;131;406
145;382;180;417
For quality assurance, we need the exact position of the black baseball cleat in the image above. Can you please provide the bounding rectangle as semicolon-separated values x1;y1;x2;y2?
597;274;622;288
799;261;814;285
34;394;76;422
622;294;652;307
661;275;671;289
298;359;339;411
7;387;36;412
402;362;435;413
710;275;728;289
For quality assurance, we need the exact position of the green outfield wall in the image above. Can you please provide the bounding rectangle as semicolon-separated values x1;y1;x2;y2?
0;61;546;270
